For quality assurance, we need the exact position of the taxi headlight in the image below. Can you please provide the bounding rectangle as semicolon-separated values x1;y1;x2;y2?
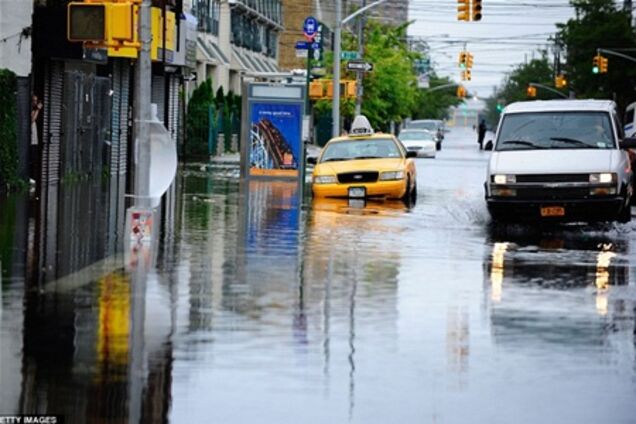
314;175;337;184
379;171;405;181
589;173;616;184
493;174;516;185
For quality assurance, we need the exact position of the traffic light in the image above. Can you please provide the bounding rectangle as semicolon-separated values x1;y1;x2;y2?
68;1;137;45
458;52;467;68
457;0;470;21
309;81;325;99
456;85;466;98
592;55;600;74
496;103;504;112
526;86;537;98
345;80;357;98
466;53;473;69
472;0;482;21
600;56;608;73
68;3;106;42
554;74;567;89
462;70;472;81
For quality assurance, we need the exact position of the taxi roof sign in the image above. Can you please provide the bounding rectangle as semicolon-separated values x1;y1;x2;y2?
349;115;374;136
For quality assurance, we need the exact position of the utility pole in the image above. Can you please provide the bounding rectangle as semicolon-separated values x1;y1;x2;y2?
625;0;633;26
333;0;389;137
333;0;342;138
355;0;366;115
134;0;152;208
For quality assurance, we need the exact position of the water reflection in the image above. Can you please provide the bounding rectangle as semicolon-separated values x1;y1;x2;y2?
484;228;633;348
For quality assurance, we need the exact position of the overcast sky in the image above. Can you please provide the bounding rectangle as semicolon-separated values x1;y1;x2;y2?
407;0;586;98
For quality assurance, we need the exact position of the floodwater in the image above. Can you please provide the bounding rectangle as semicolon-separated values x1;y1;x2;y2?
1;127;635;423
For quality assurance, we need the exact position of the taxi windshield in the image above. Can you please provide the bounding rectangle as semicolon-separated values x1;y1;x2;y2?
320;138;402;163
496;111;615;151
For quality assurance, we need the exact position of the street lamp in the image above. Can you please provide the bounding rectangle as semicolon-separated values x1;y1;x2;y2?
332;0;389;138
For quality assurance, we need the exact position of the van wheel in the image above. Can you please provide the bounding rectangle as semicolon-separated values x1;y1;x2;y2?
618;203;632;223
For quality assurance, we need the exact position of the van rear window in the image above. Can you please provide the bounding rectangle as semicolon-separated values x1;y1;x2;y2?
495;112;615;151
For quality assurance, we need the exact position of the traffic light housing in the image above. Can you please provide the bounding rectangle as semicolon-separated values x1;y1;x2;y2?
458;52;467;68
600;56;608;73
461;70;472;81
526;86;537;98
466;53;473;69
554;74;567;89
309;81;324;99
457;0;470;21
592;55;600;74
456;85;466;98
472;0;482;21
68;1;138;46
345;80;357;97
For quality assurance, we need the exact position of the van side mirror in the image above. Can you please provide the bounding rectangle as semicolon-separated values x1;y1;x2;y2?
307;156;317;165
620;137;636;149
484;140;494;151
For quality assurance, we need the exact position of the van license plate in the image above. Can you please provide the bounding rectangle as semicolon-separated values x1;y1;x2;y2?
349;187;366;198
540;206;565;217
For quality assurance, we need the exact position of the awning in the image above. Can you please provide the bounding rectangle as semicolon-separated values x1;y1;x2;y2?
197;36;229;65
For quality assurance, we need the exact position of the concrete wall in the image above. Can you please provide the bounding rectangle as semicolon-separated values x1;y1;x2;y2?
0;0;33;77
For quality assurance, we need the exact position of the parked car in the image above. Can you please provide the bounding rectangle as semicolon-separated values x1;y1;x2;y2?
485;100;635;223
404;119;444;150
398;129;437;158
308;116;417;203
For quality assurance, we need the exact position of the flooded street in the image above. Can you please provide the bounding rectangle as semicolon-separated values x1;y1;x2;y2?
1;127;636;423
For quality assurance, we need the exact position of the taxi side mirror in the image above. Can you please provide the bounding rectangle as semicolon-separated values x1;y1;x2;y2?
484;140;494;151
620;137;636;149
406;151;417;158
307;156;318;165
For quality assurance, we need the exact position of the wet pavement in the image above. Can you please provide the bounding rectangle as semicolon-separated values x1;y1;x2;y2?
1;127;635;423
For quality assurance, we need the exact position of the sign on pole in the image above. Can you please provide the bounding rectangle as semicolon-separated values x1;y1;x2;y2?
346;60;374;72
303;16;318;41
341;51;359;60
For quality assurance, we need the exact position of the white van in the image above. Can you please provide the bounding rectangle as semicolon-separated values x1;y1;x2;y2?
624;101;636;136
485;100;635;223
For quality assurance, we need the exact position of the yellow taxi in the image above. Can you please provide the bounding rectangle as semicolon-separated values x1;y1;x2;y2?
309;116;417;201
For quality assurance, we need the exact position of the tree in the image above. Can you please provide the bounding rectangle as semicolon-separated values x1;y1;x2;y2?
485;56;556;127
186;79;215;159
412;73;463;120
556;0;636;112
314;20;419;131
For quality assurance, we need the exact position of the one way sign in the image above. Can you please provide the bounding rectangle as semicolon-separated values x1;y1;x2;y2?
346;60;374;72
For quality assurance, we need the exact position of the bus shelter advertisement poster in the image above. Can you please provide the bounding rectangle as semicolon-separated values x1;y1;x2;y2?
250;103;302;177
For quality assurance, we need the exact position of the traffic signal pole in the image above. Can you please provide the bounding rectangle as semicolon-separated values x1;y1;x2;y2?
134;0;152;208
333;0;389;137
355;0;366;116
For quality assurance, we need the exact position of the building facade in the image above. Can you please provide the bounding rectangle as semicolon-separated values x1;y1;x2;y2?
189;0;283;94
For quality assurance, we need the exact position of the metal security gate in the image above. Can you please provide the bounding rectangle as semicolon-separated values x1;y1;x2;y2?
110;59;132;177
62;71;110;179
167;73;181;143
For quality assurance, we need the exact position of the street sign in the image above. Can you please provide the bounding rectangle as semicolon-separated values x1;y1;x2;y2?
346;60;374;72
341;51;359;60
303;16;318;41
295;41;320;50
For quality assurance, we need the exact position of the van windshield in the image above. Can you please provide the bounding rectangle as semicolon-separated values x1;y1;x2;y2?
495;111;615;151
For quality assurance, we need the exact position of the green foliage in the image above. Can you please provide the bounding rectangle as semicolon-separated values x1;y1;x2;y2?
315;20;419;131
222;101;232;152
215;86;225;108
412;74;463;120
0;69;20;191
186;79;215;159
485;56;556;127
556;0;636;112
